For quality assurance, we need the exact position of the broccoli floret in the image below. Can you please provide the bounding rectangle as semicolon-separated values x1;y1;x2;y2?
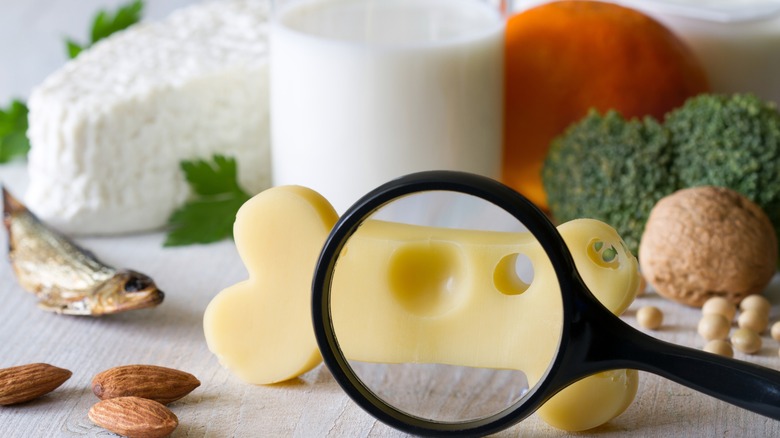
668;94;780;243
542;93;780;258
543;110;675;255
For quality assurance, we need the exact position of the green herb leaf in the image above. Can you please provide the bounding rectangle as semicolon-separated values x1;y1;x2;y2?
164;155;251;247
65;39;84;59
0;100;31;163
91;0;144;44
180;155;247;196
66;0;144;59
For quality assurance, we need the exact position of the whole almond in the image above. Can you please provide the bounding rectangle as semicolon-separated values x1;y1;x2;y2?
92;365;200;404
89;396;178;438
0;363;72;405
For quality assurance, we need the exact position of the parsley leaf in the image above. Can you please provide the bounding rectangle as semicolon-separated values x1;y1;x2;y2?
0;100;30;163
66;0;144;59
164;155;251;247
65;40;84;59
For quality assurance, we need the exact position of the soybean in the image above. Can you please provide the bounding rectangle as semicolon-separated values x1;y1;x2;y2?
731;328;762;354
737;309;769;334
703;339;733;358
771;321;780;342
698;313;730;341
702;296;736;321
740;295;771;315
637;306;663;330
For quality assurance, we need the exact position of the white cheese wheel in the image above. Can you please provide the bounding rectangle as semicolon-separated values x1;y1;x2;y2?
26;0;271;234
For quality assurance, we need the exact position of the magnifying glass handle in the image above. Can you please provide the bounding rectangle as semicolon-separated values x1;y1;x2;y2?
610;319;780;420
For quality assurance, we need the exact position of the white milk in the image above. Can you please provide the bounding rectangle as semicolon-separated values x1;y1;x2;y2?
270;0;504;213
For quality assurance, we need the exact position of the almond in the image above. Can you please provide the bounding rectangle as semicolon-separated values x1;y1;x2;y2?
92;365;200;404
0;363;72;405
89;396;178;438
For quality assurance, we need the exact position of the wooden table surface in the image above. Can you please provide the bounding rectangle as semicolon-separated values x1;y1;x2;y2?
3;1;780;437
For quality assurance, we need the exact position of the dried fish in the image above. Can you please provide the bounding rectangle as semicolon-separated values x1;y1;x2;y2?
3;188;164;315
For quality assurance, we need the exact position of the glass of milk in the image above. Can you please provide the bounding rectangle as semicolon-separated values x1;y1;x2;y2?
269;0;507;213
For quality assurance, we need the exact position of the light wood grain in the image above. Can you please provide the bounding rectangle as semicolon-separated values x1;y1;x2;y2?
2;159;780;437
2;1;780;437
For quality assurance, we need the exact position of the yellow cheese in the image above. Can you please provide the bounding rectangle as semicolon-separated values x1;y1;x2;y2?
538;369;639;431
332;219;561;384
203;186;640;429
332;218;638;386
203;186;338;384
535;221;640;431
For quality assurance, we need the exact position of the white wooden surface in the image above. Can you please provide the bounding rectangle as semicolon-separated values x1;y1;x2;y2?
2;1;780;437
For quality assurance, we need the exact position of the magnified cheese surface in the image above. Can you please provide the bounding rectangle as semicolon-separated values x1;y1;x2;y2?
332;218;638;384
204;186;640;429
334;219;561;384
26;0;270;234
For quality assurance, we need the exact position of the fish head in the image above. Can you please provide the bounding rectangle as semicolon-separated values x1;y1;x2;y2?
93;270;165;315
3;187;25;233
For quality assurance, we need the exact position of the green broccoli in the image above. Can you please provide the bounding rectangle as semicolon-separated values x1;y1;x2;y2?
542;110;675;254
542;93;780;258
669;94;780;244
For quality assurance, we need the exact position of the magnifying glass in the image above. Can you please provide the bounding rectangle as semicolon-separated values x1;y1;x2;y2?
312;170;780;436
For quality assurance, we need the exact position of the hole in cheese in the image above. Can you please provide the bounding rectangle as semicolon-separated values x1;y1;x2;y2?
493;253;535;295
587;239;621;269
388;241;466;316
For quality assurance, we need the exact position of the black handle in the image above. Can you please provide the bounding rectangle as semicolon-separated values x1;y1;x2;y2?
577;302;780;421
627;330;780;420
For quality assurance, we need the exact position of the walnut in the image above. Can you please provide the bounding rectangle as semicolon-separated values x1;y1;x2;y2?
639;186;777;307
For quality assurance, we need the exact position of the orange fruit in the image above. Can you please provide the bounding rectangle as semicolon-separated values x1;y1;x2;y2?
503;0;709;209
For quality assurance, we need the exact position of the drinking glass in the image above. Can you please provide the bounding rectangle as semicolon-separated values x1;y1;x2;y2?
269;0;508;212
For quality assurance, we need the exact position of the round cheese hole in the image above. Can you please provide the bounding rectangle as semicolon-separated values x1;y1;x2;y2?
389;242;466;317
494;253;534;296
587;239;620;269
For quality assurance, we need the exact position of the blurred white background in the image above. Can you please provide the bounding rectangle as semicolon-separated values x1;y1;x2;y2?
0;0;203;103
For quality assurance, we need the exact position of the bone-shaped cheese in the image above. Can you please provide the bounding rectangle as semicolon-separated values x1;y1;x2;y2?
203;186;640;430
203;186;338;384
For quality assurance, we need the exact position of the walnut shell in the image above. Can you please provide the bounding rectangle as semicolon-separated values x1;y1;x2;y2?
639;186;777;307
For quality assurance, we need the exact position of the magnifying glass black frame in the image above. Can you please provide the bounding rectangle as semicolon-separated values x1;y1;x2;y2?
312;170;780;437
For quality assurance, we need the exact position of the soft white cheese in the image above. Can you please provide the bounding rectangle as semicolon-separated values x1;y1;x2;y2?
26;0;271;234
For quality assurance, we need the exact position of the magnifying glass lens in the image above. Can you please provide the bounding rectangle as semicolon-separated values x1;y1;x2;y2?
328;191;564;423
